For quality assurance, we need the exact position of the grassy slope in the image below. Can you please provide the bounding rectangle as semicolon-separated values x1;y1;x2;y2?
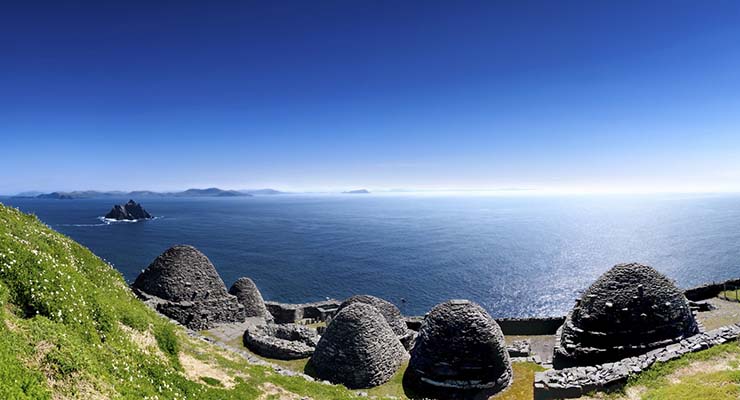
0;203;361;399
591;341;740;400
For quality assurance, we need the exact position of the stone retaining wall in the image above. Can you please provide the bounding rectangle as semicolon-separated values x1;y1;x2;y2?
406;315;565;335
265;300;340;324
683;278;740;301
533;324;740;400
243;323;319;360
496;316;566;336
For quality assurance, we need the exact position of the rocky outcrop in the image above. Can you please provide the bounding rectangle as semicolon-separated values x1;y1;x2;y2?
132;245;245;330
554;263;700;367
105;199;152;220
535;323;740;399
243;323;319;360
406;300;512;398
229;277;273;322
307;303;407;389
337;295;415;349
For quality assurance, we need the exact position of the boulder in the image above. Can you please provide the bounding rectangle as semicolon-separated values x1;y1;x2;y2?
307;302;407;389
105;199;152;220
132;245;245;330
229;277;273;321
554;263;700;367
406;300;512;398
337;295;415;349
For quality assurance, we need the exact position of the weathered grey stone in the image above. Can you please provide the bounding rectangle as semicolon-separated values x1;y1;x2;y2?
338;295;415;349
555;263;699;367
406;300;512;398
307;303;407;389
229;277;273;321
508;339;531;357
265;300;340;324
243;323;319;360
535;323;740;399
132;245;245;330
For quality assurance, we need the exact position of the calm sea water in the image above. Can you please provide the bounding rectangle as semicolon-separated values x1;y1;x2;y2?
3;194;740;318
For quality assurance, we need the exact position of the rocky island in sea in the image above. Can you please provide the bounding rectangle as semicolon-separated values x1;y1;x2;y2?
104;199;152;221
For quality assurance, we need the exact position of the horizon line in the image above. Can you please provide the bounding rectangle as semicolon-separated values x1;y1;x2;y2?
5;186;740;197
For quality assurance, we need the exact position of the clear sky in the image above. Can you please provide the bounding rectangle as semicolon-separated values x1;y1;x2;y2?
2;1;740;194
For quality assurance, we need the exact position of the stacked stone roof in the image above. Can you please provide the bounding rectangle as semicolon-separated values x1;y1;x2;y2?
406;299;512;397
307;302;407;389
337;295;415;349
132;245;245;330
229;277;273;321
555;263;700;367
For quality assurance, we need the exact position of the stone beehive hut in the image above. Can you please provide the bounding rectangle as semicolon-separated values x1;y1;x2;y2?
337;294;415;349
554;263;700;367
132;245;245;330
406;300;512;397
307;302;407;389
229;277;273;321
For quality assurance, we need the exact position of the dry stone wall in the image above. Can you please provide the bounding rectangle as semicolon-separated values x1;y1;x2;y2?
534;323;740;400
243;323;319;360
265;300;340;324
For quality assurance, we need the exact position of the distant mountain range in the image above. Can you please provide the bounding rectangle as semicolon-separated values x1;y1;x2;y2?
14;188;287;199
342;189;370;194
243;188;284;195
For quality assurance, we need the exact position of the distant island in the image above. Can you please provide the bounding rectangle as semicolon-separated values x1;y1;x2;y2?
104;199;152;221
15;187;288;199
343;189;370;194
243;188;285;195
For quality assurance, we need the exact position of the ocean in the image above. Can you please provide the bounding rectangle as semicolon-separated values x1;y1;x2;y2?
4;194;740;318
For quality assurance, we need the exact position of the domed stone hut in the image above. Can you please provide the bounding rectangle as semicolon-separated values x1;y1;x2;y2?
337;295;415;349
307;302;407;389
554;263;700;367
229;277;273;322
132;245;245;330
406;300;512;398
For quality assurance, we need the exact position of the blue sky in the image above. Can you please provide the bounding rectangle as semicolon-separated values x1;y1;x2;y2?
2;1;740;194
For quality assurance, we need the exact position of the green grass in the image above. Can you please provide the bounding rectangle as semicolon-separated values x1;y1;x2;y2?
587;341;740;400
628;342;738;389
492;362;547;400
200;376;223;387
641;370;740;400
0;203;368;399
720;290;740;301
